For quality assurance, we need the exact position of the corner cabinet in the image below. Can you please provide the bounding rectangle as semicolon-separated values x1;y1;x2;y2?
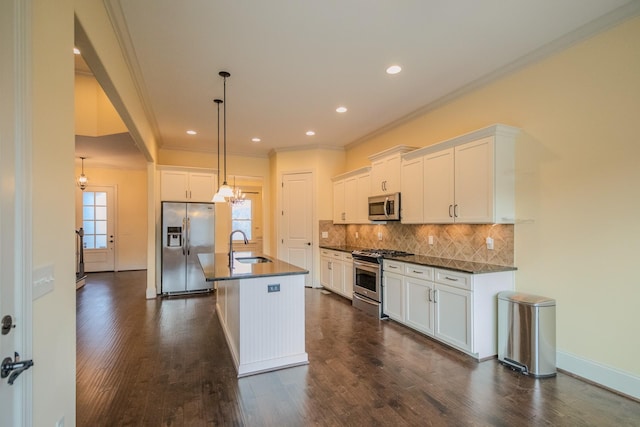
369;146;416;195
332;167;371;224
401;124;519;224
160;169;218;202
320;249;353;300
382;259;514;360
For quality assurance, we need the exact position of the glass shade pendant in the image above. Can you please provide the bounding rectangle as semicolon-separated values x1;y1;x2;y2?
77;157;89;191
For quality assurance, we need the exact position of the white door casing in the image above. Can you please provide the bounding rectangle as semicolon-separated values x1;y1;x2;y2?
281;173;313;287
1;0;33;423
81;185;116;272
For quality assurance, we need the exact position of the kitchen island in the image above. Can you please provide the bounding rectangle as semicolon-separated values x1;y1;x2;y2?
197;252;309;377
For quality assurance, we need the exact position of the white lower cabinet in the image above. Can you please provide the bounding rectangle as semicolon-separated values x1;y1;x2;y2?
382;269;404;322
382;260;514;360
405;277;435;335
320;249;353;300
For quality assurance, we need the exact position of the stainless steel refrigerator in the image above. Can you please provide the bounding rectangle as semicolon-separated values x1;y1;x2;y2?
161;202;215;294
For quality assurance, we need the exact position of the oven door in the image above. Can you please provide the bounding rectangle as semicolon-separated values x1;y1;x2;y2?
353;260;381;302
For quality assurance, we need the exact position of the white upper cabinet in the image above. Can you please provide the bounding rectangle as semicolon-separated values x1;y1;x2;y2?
161;169;217;202
369;146;416;196
401;124;519;224
332;167;371;224
332;179;346;224
399;156;424;224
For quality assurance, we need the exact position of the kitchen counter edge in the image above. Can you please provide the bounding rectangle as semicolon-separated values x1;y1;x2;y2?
198;252;308;281
319;245;516;274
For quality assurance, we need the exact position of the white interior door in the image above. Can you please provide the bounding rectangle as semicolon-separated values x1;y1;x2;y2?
81;186;116;272
1;0;30;421
281;173;313;287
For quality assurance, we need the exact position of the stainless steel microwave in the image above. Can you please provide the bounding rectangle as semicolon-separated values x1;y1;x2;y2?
368;193;401;221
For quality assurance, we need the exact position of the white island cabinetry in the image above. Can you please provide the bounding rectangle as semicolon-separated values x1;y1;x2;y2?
198;253;309;377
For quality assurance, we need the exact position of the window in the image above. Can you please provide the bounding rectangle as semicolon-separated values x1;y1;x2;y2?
231;200;252;240
82;191;108;249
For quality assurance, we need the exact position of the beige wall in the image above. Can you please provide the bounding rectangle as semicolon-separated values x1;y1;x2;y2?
75;166;148;270
346;17;640;382
75;73;127;136
31;0;76;425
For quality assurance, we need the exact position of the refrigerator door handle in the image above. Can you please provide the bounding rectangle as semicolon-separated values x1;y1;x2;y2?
182;217;187;255
186;217;191;255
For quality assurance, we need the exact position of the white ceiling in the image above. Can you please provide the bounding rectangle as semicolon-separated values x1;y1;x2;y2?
85;0;637;163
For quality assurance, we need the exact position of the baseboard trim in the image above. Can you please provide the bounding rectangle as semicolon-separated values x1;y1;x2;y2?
557;350;640;401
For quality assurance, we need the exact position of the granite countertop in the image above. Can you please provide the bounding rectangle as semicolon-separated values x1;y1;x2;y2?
386;254;517;274
197;251;308;282
319;245;516;274
319;245;365;253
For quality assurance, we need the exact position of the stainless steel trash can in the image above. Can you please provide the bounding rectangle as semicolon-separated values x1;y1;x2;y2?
497;291;556;377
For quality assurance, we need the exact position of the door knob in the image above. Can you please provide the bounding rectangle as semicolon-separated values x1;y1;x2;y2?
1;352;34;385
306;242;312;246
1;315;15;335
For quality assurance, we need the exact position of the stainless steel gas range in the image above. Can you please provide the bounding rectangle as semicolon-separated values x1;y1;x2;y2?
352;248;412;317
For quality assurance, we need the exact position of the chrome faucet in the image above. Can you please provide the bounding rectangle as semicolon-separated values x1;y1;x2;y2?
229;229;249;269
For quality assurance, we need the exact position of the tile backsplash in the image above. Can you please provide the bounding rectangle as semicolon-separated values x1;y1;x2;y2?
319;220;514;266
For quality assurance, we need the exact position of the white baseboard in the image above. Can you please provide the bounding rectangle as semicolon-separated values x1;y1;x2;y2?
557;350;640;400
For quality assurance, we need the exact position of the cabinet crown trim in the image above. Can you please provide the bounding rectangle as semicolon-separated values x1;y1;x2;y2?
402;124;520;161
368;145;418;162
331;166;371;181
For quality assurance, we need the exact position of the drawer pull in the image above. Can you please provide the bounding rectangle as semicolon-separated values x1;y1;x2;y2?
412;270;423;274
444;276;458;281
388;265;399;269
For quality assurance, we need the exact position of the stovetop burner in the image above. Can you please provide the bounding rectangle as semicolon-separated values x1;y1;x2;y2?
352;248;413;258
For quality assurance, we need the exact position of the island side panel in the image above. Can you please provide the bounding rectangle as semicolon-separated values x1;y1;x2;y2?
238;274;308;376
216;278;241;370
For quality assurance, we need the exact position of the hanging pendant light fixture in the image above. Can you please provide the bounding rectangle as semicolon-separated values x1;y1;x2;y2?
216;71;234;198
212;98;226;203
77;157;89;191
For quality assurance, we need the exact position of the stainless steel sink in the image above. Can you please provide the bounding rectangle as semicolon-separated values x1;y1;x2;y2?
235;256;272;264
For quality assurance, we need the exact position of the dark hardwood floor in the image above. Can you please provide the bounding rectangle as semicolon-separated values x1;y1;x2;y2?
77;271;640;426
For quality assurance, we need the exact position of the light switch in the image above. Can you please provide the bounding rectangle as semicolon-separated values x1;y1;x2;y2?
321;231;328;239
428;235;434;245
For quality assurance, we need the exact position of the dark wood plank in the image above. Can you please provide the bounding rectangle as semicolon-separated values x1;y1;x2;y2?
77;271;640;426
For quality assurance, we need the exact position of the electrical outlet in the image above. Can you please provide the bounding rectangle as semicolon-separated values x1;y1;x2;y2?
355;231;359;239
486;237;494;250
321;231;328;239
377;232;383;241
428;235;434;245
267;284;280;293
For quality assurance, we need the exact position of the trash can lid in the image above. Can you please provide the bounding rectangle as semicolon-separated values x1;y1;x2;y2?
497;291;556;307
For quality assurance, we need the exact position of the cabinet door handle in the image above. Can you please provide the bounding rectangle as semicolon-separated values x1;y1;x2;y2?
448;204;453;218
185;190;189;199
428;289;432;302
433;289;438;303
328;262;332;270
454;204;459;218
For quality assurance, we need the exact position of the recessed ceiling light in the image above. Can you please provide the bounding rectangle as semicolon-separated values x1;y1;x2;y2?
336;106;347;113
186;130;197;135
251;137;261;143
306;131;315;136
73;48;81;55
386;65;402;75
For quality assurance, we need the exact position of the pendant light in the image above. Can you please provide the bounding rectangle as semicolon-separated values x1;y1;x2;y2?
77;157;89;191
216;71;234;198
212;98;226;203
